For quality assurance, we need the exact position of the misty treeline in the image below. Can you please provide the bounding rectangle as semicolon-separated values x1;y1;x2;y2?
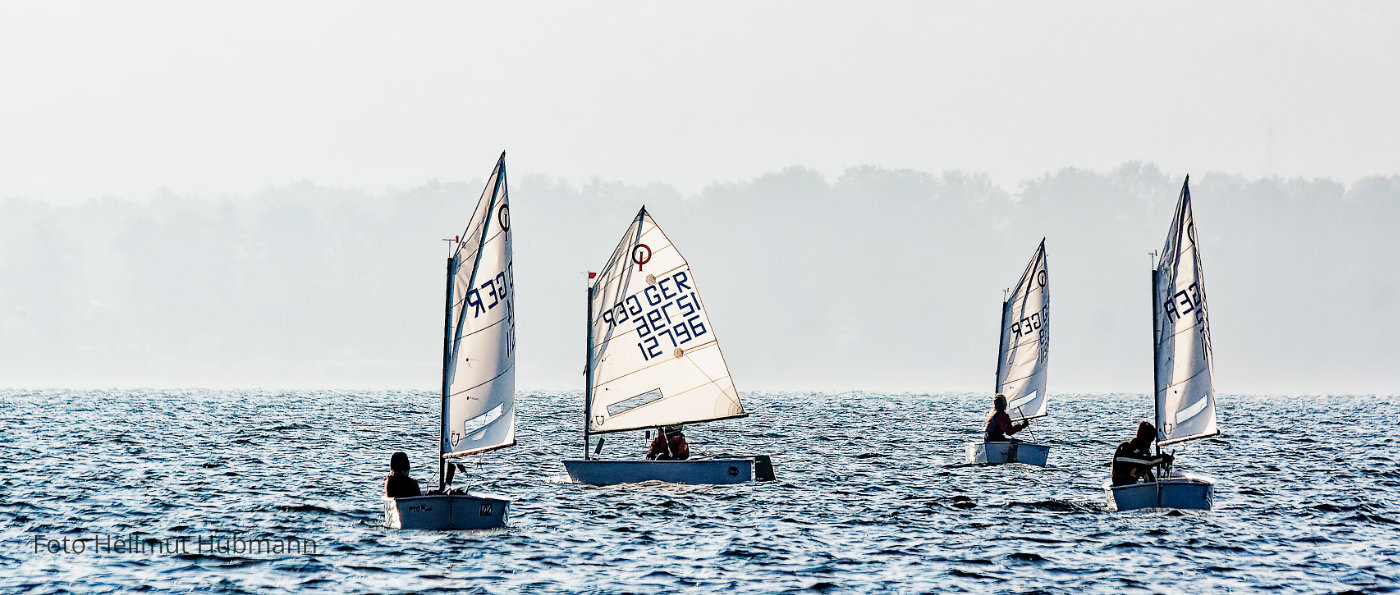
2;162;1397;393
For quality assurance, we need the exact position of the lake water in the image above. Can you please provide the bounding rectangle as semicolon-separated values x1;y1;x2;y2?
2;390;1397;593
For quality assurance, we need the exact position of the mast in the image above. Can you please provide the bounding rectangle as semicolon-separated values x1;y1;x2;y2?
1150;258;1161;455
439;254;456;490
994;291;1009;394
584;281;595;459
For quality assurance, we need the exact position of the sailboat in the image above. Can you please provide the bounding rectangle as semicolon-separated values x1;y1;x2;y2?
1106;175;1219;512
965;239;1051;466
562;207;775;485
384;152;514;529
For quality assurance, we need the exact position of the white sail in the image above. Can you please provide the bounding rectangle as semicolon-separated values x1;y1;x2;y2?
441;152;515;457
996;239;1050;421
586;208;744;434
1153;176;1217;445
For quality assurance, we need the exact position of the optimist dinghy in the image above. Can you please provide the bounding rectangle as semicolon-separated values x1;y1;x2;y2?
1106;176;1221;512
966;239;1051;466
384;152;514;530
562;207;774;485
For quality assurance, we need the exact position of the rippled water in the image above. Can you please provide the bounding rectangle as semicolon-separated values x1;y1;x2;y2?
2;390;1397;593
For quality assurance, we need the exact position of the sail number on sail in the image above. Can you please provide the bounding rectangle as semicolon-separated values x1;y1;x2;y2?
463;263;514;320
600;270;708;361
1010;308;1046;340
1162;282;1205;324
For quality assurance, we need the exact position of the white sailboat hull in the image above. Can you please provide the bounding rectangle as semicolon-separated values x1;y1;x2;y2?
383;493;510;530
563;458;755;485
1104;472;1214;512
964;441;1050;466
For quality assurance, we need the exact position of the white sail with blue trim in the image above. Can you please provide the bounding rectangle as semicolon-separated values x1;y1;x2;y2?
586;208;744;434
442;153;516;457
1153;177;1217;445
997;240;1050;421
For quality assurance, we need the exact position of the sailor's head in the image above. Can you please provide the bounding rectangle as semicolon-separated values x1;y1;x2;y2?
663;424;684;435
1136;421;1157;442
390;451;411;473
993;394;1008;412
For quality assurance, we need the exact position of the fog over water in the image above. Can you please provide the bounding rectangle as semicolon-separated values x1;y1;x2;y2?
2;3;1398;395
2;164;1396;394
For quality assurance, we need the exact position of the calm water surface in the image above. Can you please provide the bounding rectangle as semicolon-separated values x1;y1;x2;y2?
1;390;1397;593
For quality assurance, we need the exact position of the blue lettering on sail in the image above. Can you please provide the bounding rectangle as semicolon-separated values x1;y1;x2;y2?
599;270;710;361
463;263;514;319
1163;282;1205;324
1010;306;1048;340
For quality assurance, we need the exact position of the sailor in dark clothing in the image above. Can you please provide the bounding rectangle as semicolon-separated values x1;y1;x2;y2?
646;425;690;460
384;451;423;498
1111;421;1175;486
984;394;1028;442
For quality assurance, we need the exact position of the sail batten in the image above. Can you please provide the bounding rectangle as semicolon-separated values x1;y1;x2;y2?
585;208;744;434
440;153;516;459
996;240;1050;422
1152;178;1217;445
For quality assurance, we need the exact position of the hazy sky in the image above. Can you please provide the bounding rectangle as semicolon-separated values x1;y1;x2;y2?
3;2;1398;201
3;3;1399;395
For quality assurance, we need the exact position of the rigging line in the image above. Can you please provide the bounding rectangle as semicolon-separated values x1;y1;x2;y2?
585;250;683;294
585;266;692;329
600;373;736;422
448;360;516;399
1007;334;1043;349
1165;319;1206;340
447;166;508;378
589;412;749;436
683;349;742;408
592;217;648;363
451;311;512;343
453;228;511;265
1161;367;1210;392
593;340;721;388
453;167;506;240
1014;405;1037;442
445;438;517;458
594;214;647;280
1001;371;1038;386
672;374;738;405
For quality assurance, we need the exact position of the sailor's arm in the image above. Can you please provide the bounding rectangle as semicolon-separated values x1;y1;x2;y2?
1114;452;1173;467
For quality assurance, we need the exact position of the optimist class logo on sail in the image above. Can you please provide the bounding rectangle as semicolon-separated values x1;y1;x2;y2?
600;269;709;361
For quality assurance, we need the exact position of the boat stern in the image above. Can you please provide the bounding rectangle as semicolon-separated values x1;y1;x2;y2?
384;493;510;530
1105;474;1214;512
964;441;1050;466
563;458;756;486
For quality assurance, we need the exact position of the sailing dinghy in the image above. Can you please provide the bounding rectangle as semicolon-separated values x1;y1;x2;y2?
1106;176;1219;512
384;152;514;529
563;207;774;485
966;239;1051;466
